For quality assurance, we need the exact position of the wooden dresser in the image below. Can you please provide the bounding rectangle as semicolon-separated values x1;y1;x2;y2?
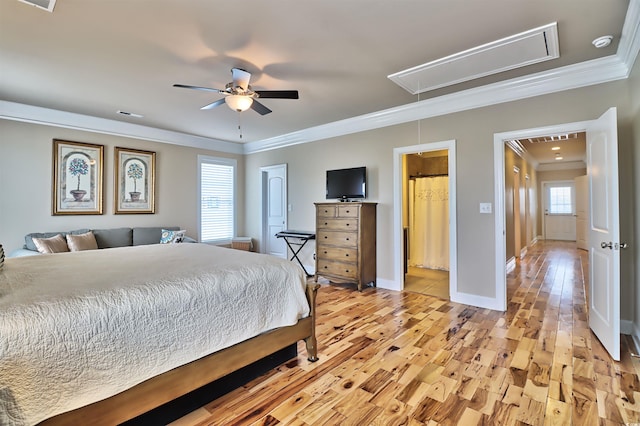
314;202;377;291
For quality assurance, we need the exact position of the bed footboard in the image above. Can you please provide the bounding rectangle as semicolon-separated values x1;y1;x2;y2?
40;283;320;426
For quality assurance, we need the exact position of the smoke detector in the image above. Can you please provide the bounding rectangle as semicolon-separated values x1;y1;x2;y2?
592;35;613;48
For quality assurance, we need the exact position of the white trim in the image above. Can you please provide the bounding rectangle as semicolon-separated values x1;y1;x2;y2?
377;277;401;291
393;140;457;301
243;56;629;154
621;319;633;335
1;1;637;156
450;291;505;311
536;161;586;172
0;101;243;154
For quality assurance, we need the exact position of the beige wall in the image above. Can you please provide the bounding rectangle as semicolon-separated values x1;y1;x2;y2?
244;78;635;317
0;120;244;253
504;145;537;261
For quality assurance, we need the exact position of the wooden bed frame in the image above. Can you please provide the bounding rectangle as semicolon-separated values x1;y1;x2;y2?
40;283;319;426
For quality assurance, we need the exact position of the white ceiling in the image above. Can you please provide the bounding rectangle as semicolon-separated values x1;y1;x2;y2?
0;0;634;159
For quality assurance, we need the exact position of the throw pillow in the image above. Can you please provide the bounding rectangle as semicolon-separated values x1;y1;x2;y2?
66;231;99;252
160;229;186;244
32;234;70;254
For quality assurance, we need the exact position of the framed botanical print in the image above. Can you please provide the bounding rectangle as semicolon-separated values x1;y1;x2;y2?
52;139;104;215
114;147;156;214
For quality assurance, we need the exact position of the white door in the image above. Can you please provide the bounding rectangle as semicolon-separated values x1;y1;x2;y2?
587;107;620;361
261;164;287;258
575;175;589;251
543;181;576;241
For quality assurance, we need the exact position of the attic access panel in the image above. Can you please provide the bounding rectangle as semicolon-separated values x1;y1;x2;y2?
388;22;559;94
17;0;56;12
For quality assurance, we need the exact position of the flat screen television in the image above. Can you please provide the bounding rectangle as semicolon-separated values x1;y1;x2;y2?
326;166;366;201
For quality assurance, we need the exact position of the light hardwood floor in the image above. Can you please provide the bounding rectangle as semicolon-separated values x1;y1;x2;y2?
172;241;640;425
404;266;449;299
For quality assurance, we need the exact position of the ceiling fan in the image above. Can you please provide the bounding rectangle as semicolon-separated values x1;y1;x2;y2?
174;68;299;115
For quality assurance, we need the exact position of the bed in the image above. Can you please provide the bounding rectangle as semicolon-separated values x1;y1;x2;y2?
0;243;318;426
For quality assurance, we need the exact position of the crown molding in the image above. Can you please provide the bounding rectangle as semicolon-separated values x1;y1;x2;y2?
245;0;640;154
2;1;638;156
0;101;243;154
244;54;628;154
536;160;587;172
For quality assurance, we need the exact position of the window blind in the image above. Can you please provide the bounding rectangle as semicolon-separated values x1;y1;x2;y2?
199;157;235;243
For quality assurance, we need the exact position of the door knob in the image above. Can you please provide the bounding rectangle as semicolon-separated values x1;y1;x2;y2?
601;242;613;249
621;242;628;249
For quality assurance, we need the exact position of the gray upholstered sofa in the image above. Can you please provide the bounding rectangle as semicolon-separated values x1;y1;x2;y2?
9;226;194;257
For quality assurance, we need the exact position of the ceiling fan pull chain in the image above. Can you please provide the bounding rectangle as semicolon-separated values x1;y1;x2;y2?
238;111;243;139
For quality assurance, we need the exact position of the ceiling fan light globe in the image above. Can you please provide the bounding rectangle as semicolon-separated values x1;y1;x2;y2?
225;95;253;112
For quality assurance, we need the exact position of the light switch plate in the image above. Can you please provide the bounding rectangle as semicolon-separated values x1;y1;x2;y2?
480;202;492;214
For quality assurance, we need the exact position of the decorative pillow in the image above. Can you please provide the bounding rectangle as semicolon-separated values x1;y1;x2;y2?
32;234;70;254
66;231;98;252
160;229;186;244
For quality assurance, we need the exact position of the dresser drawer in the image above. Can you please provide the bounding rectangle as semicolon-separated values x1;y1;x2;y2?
317;205;337;218
337;205;359;218
317;244;357;262
317;230;358;247
317;218;359;231
317;259;358;279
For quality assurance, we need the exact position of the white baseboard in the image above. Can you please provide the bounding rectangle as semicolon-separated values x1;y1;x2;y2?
377;277;401;291
450;291;505;311
520;246;528;258
622;319;634;335
630;322;640;356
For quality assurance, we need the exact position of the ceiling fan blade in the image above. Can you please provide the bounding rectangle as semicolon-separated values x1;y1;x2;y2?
200;98;226;110
174;84;225;93
251;99;272;115
255;90;299;99
231;68;251;91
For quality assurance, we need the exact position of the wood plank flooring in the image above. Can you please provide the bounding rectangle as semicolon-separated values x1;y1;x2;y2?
171;241;640;425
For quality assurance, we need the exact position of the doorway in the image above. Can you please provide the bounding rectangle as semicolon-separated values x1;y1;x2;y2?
393;140;457;298
260;164;288;258
405;151;450;298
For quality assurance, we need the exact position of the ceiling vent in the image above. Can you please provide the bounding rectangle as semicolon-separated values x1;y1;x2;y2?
388;22;559;94
17;0;56;12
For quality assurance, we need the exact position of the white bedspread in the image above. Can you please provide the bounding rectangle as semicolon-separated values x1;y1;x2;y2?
0;244;309;425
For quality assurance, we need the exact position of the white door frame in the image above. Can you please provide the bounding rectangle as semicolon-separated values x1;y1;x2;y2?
260;164;288;256
393;140;457;295
494;120;590;311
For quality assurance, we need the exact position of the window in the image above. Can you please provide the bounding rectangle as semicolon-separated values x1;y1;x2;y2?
198;155;236;243
548;185;573;214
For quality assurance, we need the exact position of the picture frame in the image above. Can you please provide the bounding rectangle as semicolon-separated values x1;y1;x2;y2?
114;147;156;214
52;139;104;215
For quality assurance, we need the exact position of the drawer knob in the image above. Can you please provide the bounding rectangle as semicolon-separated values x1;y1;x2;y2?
345;237;349;241
345;269;350;273
323;251;328;254
346;223;350;226
346;210;350;213
324;236;328;239
324;266;328;269
345;254;349;257
324;222;328;225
